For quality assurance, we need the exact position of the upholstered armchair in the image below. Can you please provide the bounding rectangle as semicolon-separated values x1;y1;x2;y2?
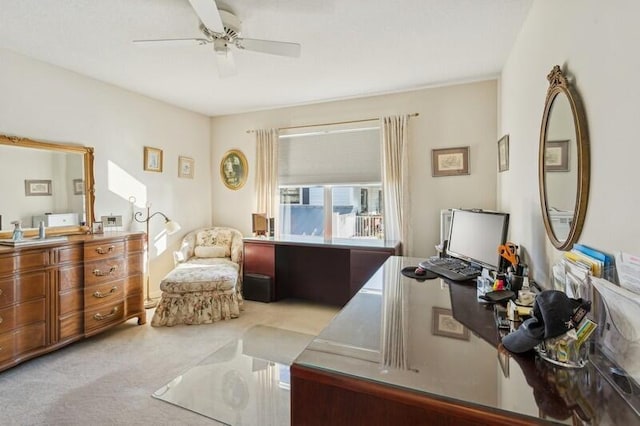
151;226;244;327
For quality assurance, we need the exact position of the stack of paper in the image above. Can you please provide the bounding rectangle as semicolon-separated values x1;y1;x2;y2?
616;252;640;295
591;276;640;384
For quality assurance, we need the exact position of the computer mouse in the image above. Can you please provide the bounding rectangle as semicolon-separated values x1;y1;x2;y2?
414;267;426;276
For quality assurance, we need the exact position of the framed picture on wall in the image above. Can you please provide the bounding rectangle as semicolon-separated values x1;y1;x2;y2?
431;147;470;177
220;149;248;190
498;135;509;172
178;156;195;179
73;178;85;195
25;179;52;196
544;140;569;172
144;146;163;172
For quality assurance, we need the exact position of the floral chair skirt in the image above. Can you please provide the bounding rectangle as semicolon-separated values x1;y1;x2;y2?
151;289;241;327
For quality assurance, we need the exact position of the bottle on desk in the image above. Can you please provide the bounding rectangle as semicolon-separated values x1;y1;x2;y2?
38;221;46;239
11;220;24;241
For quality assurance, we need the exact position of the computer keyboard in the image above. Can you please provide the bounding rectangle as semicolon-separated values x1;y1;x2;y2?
418;256;481;282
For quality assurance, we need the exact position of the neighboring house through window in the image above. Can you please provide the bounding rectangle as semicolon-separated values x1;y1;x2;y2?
278;125;383;240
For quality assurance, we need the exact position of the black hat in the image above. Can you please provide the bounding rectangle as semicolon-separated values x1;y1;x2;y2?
502;290;579;353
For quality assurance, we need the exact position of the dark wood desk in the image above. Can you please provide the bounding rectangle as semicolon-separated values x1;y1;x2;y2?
291;256;640;425
243;236;400;306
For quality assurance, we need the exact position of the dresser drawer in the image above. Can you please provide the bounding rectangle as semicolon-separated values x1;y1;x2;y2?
85;301;125;333
125;237;145;253
15;322;46;357
59;287;83;317
0;331;14;363
84;280;125;310
84;258;126;286
57;244;83;264
84;241;125;261
59;264;84;292
0;250;49;274
0;298;46;334
0;278;15;309
0;305;14;333
0;271;47;309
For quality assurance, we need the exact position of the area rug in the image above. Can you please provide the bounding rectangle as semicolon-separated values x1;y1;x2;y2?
152;325;314;425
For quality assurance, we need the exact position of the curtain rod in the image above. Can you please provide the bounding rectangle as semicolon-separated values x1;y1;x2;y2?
246;112;419;134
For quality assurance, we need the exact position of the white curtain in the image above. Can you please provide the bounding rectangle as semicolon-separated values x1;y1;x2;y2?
255;129;279;220
381;115;410;255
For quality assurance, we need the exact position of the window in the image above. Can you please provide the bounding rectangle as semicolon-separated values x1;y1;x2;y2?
278;125;384;240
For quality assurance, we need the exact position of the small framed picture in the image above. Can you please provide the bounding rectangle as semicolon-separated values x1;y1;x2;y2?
144;146;163;172
25;179;52;196
178;156;195;179
73;178;85;195
544;140;569;172
497;135;509;172
431;147;470;177
92;221;104;234
432;307;470;340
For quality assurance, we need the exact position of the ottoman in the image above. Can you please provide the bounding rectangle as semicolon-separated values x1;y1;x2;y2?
151;262;241;327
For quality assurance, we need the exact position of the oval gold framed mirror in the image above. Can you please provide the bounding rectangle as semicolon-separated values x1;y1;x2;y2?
538;65;590;250
0;134;95;239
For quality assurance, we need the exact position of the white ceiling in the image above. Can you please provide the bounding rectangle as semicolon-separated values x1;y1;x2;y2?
0;0;532;117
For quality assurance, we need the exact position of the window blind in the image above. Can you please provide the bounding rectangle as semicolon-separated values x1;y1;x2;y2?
278;127;381;186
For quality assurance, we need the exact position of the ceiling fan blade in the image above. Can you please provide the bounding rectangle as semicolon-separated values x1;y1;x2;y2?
215;49;237;78
236;38;301;57
132;38;210;47
188;0;225;33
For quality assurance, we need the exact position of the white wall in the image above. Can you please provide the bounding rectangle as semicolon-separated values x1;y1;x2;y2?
499;0;640;283
0;49;212;298
211;80;498;258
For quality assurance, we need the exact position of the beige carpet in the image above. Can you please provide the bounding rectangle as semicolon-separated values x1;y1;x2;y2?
0;300;338;426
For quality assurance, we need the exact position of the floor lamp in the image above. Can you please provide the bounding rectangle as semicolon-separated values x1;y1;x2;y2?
134;205;181;309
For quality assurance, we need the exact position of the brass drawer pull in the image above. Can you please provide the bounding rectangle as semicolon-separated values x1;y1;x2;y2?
95;246;115;255
93;266;117;276
93;286;118;298
93;306;119;321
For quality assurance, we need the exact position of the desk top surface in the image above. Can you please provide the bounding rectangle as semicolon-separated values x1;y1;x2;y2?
294;256;639;425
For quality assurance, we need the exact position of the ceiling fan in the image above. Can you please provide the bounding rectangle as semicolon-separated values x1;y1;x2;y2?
133;0;301;77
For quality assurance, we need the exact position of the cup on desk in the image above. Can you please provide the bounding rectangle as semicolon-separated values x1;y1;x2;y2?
508;275;524;293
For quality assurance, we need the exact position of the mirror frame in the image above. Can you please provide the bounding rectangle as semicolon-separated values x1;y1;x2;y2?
538;65;590;250
0;134;95;239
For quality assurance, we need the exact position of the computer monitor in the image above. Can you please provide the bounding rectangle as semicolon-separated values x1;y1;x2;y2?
445;209;510;272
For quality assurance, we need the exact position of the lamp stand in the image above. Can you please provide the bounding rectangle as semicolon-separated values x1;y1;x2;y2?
133;203;181;310
142;205;157;310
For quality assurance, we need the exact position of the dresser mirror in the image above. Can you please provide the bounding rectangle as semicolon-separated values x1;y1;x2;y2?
538;66;590;250
0;134;95;238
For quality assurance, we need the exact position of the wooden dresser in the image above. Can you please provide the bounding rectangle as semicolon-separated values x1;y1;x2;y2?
0;232;145;372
